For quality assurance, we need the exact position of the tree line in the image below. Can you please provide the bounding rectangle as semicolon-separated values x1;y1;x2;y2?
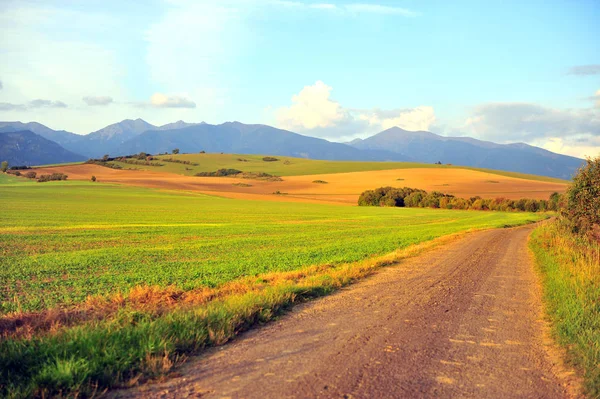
358;186;561;212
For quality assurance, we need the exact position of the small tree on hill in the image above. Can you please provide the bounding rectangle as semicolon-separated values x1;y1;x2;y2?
1;161;8;173
91;175;97;182
172;148;180;154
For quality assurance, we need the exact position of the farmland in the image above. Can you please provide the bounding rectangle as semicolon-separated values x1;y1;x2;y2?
1;173;544;314
104;152;569;182
0;172;547;397
32;156;568;206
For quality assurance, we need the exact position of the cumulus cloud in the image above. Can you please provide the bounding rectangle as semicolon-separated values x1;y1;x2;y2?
276;81;353;130
83;96;113;106
567;65;600;76
462;101;600;158
150;93;196;108
275;81;435;140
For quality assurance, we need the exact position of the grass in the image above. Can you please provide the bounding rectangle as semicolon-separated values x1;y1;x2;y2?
530;220;600;396
103;152;568;183
0;174;546;397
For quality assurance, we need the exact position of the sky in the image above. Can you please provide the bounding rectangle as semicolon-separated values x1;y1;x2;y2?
0;0;598;158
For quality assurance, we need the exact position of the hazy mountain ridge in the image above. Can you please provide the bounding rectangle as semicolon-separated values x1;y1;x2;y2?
119;122;411;162
350;127;583;180
0;130;87;166
0;120;585;179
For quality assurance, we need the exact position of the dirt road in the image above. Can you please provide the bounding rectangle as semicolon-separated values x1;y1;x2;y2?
115;225;574;398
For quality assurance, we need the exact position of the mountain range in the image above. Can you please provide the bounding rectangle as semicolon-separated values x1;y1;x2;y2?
0;119;585;179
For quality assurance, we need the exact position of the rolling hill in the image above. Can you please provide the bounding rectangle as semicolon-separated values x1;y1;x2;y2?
0;130;87;166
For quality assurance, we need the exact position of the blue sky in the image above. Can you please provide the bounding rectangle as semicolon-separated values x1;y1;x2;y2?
0;0;598;157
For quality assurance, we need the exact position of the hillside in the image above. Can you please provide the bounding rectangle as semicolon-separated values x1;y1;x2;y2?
350;127;583;180
107;152;568;183
0;130;86;166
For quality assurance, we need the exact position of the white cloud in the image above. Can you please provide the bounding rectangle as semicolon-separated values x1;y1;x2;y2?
463;102;600;142
0;80;3;90
275;81;435;139
537;136;600;159
276;81;352;130
462;101;600;159
150;93;196;108
83;96;113;106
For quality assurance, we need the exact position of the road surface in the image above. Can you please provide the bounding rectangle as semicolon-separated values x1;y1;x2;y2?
115;224;575;398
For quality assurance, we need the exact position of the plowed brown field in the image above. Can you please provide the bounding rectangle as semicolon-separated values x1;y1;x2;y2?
33;164;567;205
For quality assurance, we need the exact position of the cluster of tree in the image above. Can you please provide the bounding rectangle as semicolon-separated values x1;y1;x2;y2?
85;153;163;168
262;157;279;162
562;156;600;241
115;158;163;167
195;168;242;177
37;173;68;182
358;186;562;213
5;169;37;179
160;157;199;166
9;165;32;170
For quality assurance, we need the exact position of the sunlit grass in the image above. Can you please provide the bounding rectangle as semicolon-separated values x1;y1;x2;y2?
530;221;600;397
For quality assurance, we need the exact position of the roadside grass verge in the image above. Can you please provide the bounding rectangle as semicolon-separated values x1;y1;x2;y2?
530;220;600;397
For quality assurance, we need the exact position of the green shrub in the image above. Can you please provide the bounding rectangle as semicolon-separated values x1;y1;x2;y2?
37;173;68;183
195;169;242;177
563;156;600;240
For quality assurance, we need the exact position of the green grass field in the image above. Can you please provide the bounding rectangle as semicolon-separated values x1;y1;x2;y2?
90;152;569;183
0;174;544;314
0;173;546;397
530;221;600;396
